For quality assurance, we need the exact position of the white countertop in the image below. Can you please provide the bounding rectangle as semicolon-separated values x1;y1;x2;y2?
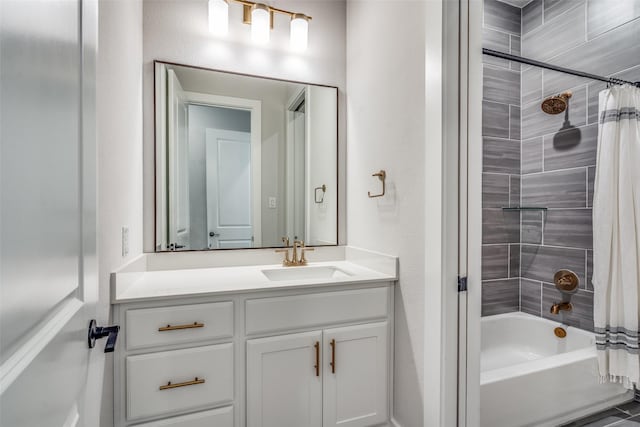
112;247;398;304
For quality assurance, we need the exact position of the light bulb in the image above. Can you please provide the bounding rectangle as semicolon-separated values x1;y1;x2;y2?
290;14;309;51
208;0;228;36
251;4;270;44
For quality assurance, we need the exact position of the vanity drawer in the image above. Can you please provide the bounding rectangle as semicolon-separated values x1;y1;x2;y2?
245;286;389;335
126;302;233;350
126;344;234;420
132;406;233;427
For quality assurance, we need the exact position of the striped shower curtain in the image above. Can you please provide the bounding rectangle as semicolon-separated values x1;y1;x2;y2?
593;84;640;389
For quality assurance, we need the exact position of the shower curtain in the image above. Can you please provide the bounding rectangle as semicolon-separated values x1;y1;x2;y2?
593;84;640;389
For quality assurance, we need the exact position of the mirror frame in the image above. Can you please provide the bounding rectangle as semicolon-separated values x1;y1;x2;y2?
153;60;340;251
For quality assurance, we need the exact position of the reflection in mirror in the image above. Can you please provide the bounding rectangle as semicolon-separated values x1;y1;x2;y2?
154;62;338;251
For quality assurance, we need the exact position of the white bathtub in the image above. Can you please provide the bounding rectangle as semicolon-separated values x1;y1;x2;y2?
481;312;632;427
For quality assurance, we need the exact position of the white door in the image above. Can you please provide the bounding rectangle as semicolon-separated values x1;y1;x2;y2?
246;331;323;427
205;128;254;249
0;0;100;426
167;69;190;250
322;322;389;427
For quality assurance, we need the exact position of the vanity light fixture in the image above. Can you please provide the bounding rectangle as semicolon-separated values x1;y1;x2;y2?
290;13;309;51
250;3;271;44
208;0;229;36
208;0;312;51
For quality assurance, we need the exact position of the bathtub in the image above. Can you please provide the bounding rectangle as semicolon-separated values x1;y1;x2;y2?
481;312;632;427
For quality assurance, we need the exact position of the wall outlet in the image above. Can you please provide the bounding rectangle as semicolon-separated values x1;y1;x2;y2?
268;197;277;209
121;227;129;257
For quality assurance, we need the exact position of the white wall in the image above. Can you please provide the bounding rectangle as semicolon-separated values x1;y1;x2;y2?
346;1;427;426
143;0;347;251
307;85;338;245
347;2;458;425
95;0;144;425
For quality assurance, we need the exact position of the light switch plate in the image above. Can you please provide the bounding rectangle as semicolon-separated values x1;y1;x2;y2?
268;197;277;209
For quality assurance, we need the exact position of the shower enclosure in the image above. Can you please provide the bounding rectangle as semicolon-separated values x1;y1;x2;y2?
469;0;640;425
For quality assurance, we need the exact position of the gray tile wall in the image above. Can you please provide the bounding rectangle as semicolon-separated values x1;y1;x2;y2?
481;0;640;330
481;0;522;316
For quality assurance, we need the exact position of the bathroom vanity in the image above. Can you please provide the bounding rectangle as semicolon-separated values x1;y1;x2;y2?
111;247;397;427
113;54;394;426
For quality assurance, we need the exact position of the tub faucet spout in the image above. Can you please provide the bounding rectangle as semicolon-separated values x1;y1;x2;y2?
550;302;572;315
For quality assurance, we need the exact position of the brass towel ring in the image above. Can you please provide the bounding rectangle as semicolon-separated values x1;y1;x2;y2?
314;185;326;203
368;170;386;198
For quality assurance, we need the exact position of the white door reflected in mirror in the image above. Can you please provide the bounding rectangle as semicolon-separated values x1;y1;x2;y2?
206;128;255;249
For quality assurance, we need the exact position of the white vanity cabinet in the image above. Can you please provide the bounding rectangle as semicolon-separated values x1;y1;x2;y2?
322;322;389;427
114;301;237;427
113;282;394;427
246;331;323;427
246;322;388;427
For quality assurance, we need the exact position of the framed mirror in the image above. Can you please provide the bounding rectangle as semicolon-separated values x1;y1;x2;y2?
154;61;338;251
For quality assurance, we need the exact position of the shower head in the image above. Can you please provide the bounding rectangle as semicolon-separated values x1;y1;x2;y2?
541;91;572;114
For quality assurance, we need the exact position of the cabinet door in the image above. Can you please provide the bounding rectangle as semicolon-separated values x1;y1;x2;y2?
247;331;322;427
323;322;388;427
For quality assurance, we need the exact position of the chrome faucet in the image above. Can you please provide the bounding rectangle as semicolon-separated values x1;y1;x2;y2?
275;237;314;266
550;302;572;315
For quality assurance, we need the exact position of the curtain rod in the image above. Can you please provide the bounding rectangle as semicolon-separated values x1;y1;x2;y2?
482;48;640;88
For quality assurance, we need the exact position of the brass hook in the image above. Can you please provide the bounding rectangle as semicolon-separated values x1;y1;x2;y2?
314;184;326;203
368;170;386;198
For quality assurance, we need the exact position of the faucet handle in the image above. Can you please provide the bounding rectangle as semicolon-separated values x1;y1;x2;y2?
300;245;314;264
275;248;292;266
282;236;290;247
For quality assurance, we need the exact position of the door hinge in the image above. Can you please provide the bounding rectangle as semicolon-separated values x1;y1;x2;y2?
458;276;468;292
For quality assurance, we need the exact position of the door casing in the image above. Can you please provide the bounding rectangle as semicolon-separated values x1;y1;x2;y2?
459;0;487;425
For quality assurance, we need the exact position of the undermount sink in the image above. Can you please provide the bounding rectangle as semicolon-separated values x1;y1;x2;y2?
261;266;352;282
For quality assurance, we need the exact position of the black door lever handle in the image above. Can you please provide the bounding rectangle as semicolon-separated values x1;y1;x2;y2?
88;319;120;353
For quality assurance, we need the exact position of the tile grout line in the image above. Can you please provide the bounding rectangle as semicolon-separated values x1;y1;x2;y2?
583;0;588;44
519;30;524;317
539;279;542;317
483;171;517;176
481;135;522;143
540;209;544;246
521;164;596;176
518;276;522;312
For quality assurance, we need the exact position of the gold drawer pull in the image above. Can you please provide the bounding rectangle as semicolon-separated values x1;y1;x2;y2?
330;339;336;374
159;377;205;390
158;322;204;332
